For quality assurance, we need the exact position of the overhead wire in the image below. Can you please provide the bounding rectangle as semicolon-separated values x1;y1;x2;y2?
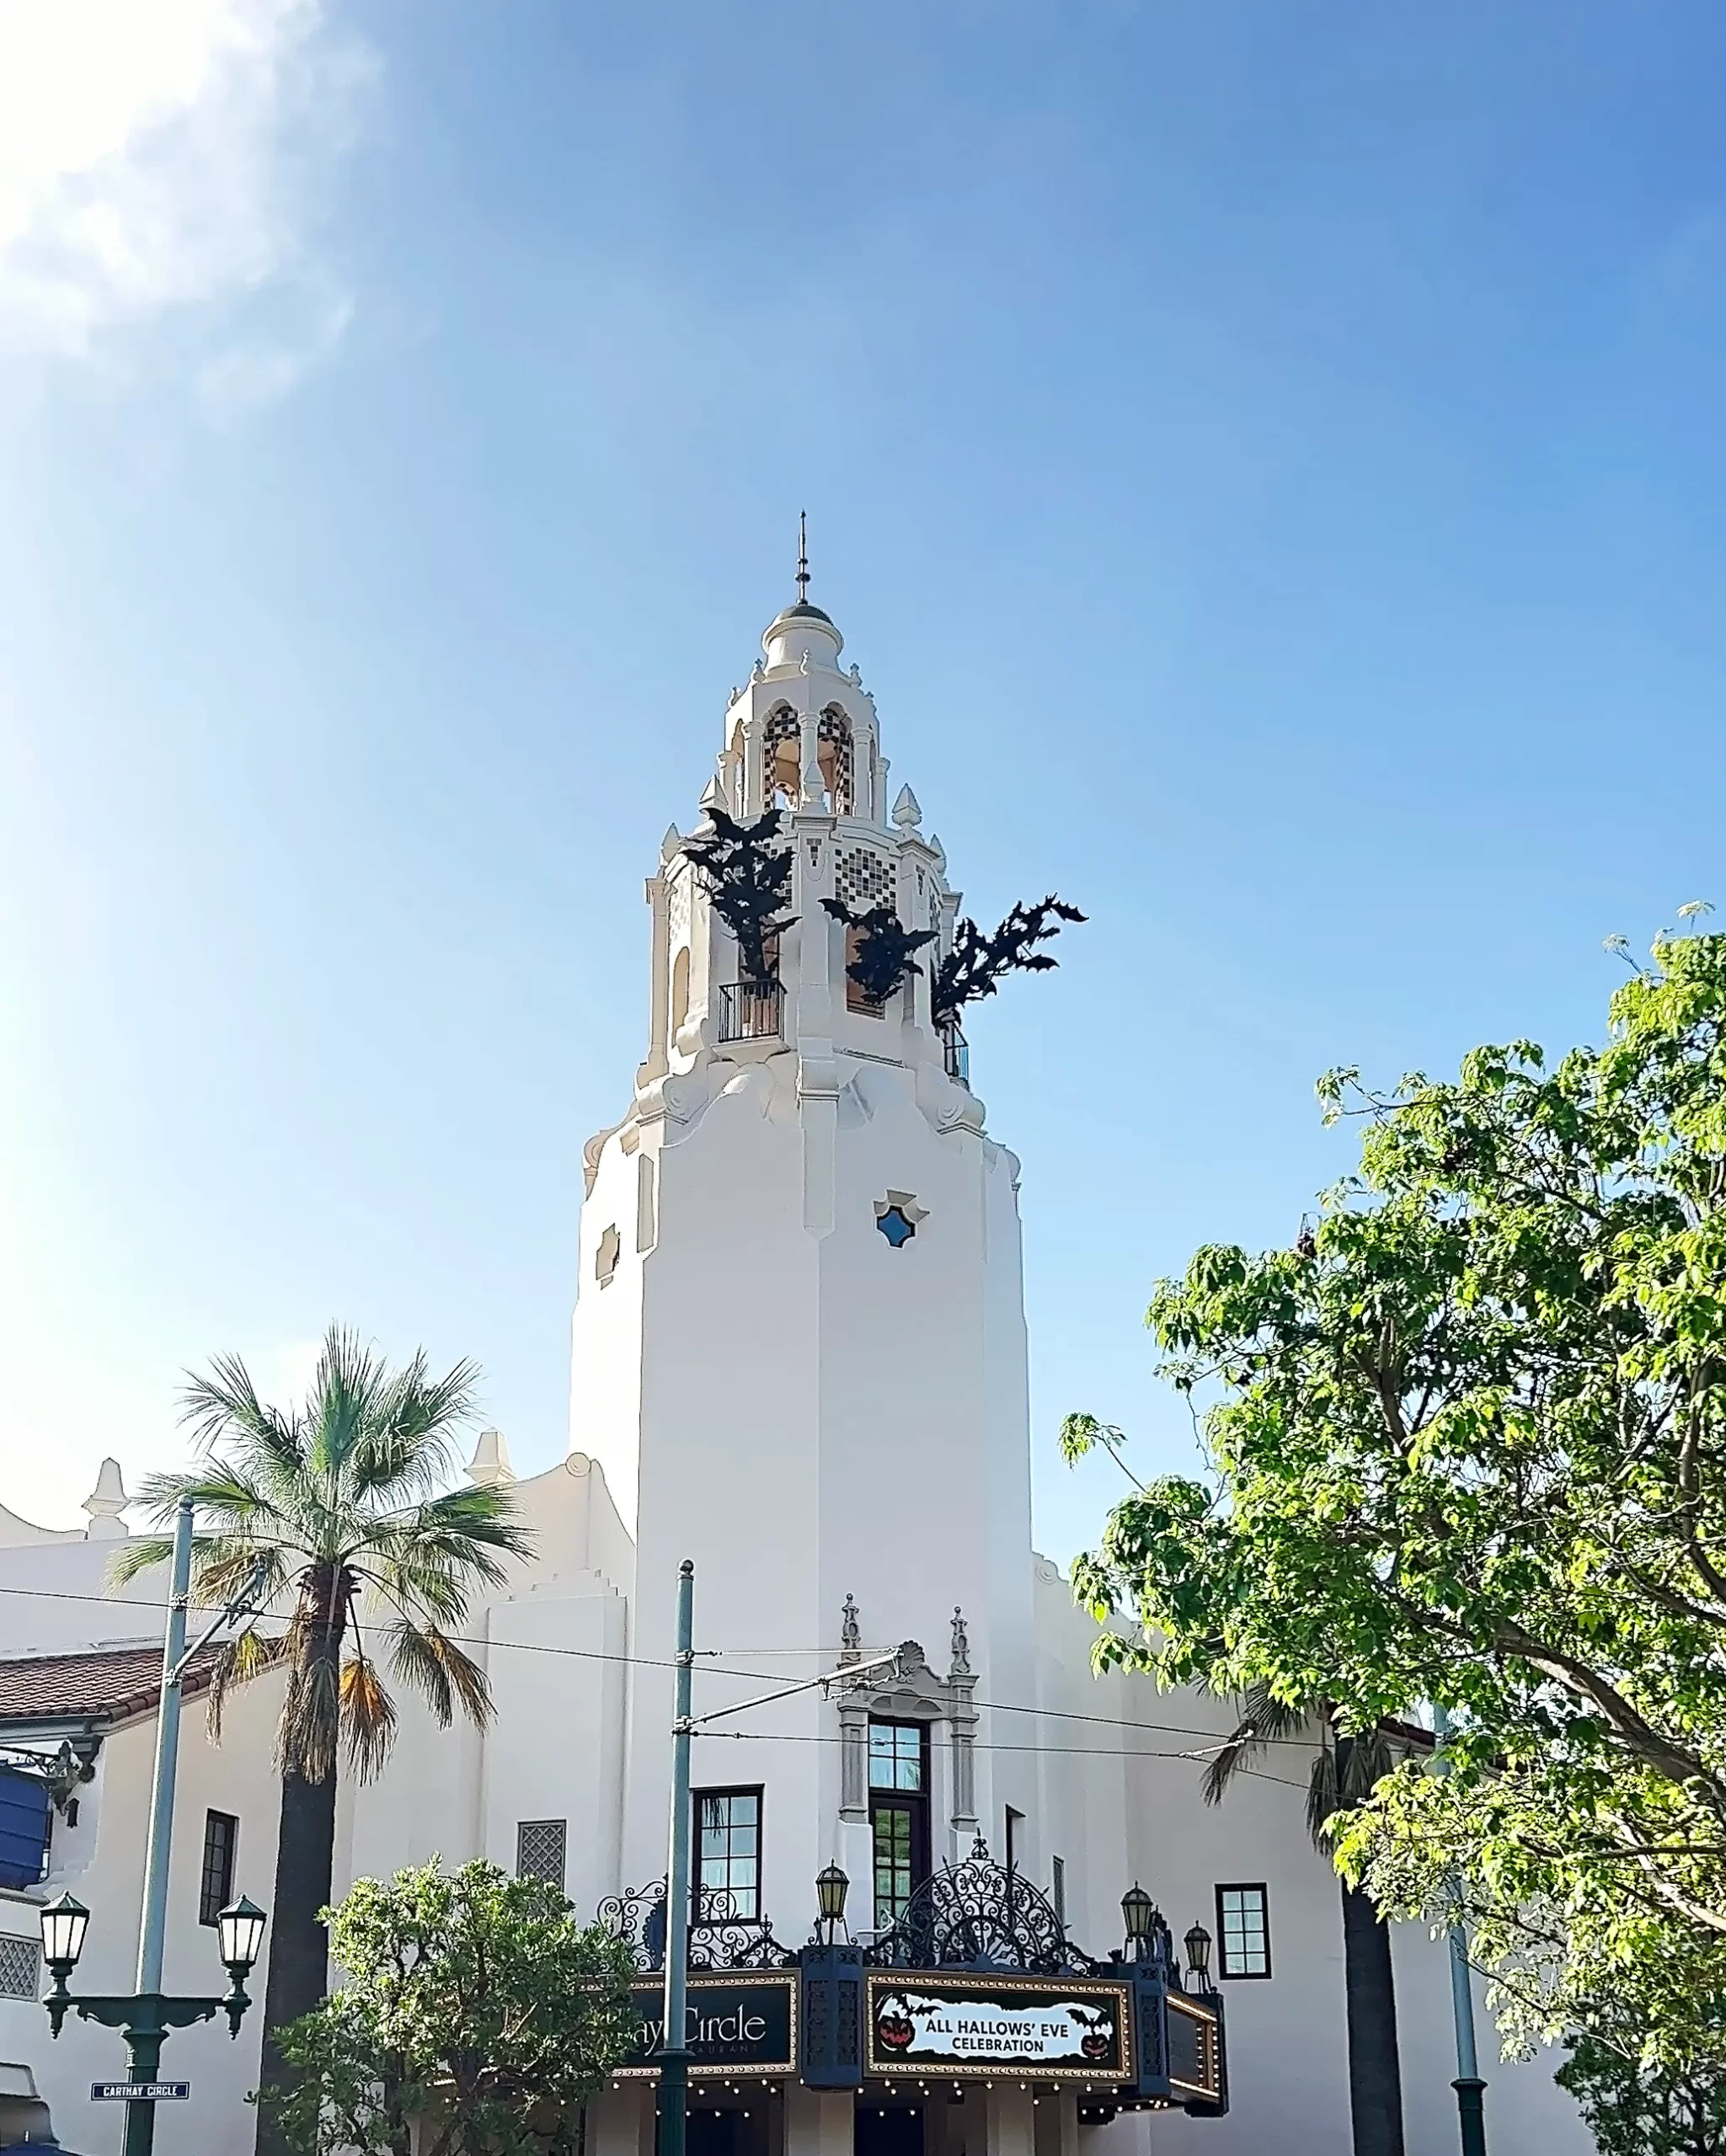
0;1579;1322;1753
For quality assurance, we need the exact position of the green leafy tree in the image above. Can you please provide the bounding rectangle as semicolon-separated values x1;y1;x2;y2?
1557;2029;1726;2156
265;1860;639;2156
1065;915;1726;2068
114;1326;532;2156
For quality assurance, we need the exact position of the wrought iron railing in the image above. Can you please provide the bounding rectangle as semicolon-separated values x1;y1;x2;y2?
940;1024;970;1085
718;980;783;1042
596;1878;799;1970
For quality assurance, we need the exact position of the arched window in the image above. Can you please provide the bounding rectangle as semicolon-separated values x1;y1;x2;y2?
818;709;853;814
763;708;800;809
670;947;691;1037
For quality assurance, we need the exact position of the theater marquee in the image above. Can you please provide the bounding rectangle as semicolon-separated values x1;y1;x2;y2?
619;1974;798;2079
864;1972;1131;2081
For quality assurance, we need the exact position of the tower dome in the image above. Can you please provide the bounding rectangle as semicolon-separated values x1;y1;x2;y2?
761;515;845;671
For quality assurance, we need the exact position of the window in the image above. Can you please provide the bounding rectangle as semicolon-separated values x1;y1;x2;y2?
868;1720;931;1929
1050;1854;1066;1927
1004;1806;1024;1876
516;1819;568;1891
200;1810;238;1926
1215;1883;1271;1978
0;1932;40;1999
696;1788;761;1921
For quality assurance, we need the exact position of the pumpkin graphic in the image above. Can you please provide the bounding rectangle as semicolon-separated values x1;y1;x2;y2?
876;1999;916;2052
1073;2007;1114;2062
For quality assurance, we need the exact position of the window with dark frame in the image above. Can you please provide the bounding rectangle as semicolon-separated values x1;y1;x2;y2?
199;1810;238;1927
868;1719;931;1929
1215;1882;1271;1978
696;1787;761;1921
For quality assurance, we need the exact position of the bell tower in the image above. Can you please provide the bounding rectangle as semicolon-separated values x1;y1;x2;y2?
569;567;1038;1915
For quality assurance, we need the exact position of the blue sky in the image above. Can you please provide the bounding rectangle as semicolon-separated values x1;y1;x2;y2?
1;1;1723;1574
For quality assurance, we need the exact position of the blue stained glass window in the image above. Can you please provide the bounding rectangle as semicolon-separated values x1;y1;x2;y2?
877;1205;916;1248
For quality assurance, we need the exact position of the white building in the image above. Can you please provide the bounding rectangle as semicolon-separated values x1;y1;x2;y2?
0;584;1589;2156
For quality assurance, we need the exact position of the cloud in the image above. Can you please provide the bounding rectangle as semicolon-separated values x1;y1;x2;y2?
0;0;372;403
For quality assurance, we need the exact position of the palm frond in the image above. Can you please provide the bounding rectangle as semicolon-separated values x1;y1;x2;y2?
1307;1745;1342;1844
179;1353;306;1482
167;1329;518;1793
128;1466;285;1537
351;1352;483;1499
361;1489;532;1597
107;1535;176;1589
340;1652;399;1782
187;1540;291;1614
279;1647;342;1783
387;1619;494;1730
1340;1728;1394;1805
1203;1680;1312;1805
205;1627;287;1745
305;1325;391;1484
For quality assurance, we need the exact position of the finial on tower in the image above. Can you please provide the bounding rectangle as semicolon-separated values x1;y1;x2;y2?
796;510;810;602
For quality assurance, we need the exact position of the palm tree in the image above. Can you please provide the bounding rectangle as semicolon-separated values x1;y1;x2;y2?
1205;1682;1405;2156
113;1326;532;2156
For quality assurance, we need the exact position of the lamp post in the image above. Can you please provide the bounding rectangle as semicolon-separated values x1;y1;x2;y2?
1432;1705;1487;2156
40;1889;266;2156
37;1497;271;2156
655;1563;899;2156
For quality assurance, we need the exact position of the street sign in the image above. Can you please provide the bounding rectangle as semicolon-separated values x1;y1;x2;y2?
91;2082;190;2102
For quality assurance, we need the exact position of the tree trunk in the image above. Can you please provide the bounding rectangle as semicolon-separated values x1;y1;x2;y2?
254;1578;345;2156
252;1764;339;2156
1341;1879;1406;2156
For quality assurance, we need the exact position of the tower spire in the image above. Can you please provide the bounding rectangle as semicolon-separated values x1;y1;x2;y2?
796;510;810;602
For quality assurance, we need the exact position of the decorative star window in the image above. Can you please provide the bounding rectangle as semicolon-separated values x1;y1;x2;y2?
595;1224;621;1286
877;1206;916;1248
874;1191;928;1249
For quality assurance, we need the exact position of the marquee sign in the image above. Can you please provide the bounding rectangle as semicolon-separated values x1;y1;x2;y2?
1165;1993;1224;2105
863;1972;1131;2081
618;1974;798;2079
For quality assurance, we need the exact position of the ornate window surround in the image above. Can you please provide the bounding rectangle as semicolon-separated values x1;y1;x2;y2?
836;1622;978;1854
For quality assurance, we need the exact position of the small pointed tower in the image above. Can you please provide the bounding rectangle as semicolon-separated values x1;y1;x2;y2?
571;552;1037;1906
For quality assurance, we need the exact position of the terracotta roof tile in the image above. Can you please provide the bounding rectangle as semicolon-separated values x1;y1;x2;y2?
0;1641;231;1725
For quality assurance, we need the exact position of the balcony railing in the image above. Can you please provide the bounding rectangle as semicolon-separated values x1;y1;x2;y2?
940;1024;970;1085
718;980;783;1043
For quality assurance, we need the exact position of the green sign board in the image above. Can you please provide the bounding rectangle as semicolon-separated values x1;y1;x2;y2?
618;1975;798;2079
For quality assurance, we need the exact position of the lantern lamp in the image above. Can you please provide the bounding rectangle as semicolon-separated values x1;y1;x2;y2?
1120;1883;1156;1955
815;1863;849;1937
1184;1921;1212;1988
38;1892;89;1977
216;1896;267;1978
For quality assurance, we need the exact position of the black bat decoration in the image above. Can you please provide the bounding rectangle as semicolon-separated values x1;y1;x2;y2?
820;897;938;1006
682;807;794;990
930;896;1087;1029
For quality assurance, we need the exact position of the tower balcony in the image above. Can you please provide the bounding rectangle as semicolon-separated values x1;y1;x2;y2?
718;980;784;1043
